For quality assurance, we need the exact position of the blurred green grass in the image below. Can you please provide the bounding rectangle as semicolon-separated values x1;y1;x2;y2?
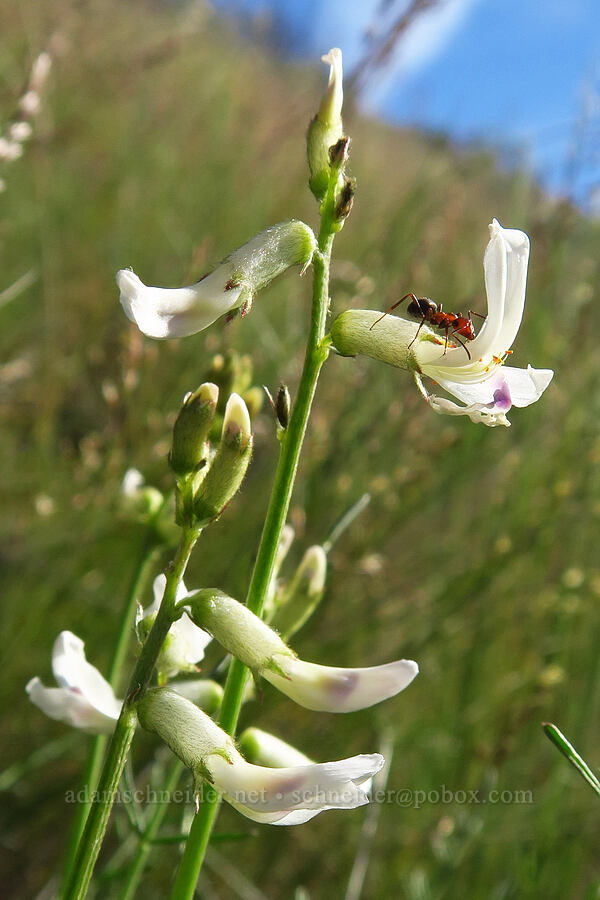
2;1;600;897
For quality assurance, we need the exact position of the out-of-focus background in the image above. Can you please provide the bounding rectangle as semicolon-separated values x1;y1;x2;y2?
2;1;600;897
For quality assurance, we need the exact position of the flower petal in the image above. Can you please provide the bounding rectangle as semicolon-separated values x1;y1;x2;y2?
208;752;383;822
436;365;553;410
489;220;530;352
429;220;507;370
264;656;418;712
422;219;529;373
148;573;190;616
25;677;118;734
51;632;122;720
117;269;243;340
122;467;144;496
172;612;212;665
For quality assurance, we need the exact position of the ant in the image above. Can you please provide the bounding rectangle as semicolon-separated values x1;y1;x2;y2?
370;293;485;360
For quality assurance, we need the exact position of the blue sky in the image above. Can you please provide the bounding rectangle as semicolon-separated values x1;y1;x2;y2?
210;0;600;210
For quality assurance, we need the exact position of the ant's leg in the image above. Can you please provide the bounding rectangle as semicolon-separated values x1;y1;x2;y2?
443;324;450;355
450;330;472;360
407;316;426;350
369;293;418;330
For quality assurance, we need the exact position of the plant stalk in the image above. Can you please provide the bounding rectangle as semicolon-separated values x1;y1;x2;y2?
63;528;199;899
171;217;335;899
59;537;158;894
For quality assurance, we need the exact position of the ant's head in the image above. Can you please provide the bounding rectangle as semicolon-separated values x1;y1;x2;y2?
407;296;438;318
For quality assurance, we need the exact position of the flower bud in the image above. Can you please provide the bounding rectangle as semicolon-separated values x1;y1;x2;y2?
273;545;327;640
118;221;316;340
318;48;343;130
239;727;313;767
192;393;252;526
170;383;219;476
169;678;224;715
307;48;344;200
263;523;295;620
334;176;356;224
275;383;291;430
242;386;264;420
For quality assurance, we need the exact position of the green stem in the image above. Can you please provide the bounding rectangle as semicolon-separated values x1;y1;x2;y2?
64;528;199;900
171;220;335;898
59;538;158;895
119;759;185;900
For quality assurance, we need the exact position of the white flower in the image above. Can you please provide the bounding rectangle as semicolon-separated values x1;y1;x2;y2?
26;632;122;734
117;267;245;340
30;52;52;93
187;590;418;711
122;467;144;495
264;656;419;713
0;138;23;161
117;220;316;340
138;688;383;826
140;575;212;678
210;750;382;825
9;121;33;142
20;90;40;116
410;219;553;425
331;220;553;427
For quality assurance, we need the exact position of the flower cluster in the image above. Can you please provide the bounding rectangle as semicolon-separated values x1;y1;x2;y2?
27;45;555;848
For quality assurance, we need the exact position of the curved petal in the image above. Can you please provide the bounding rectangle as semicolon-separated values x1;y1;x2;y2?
208;752;382;817
490;221;529;352
51;632;122;720
427;394;510;427
264;656;418;712
117;269;242;340
223;799;323;825
26;677;118;734
432;220;508;370
319;48;343;127
148;576;211;669
436;365;553;411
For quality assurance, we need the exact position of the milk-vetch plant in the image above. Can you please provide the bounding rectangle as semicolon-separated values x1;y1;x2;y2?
26;48;553;899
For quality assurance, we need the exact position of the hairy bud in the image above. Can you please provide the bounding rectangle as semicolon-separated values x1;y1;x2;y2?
170;383;219;476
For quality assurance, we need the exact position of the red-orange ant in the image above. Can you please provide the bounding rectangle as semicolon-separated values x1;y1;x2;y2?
370;293;485;360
